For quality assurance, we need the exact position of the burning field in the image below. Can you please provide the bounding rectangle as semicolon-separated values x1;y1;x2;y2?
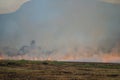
0;0;120;63
0;0;120;79
0;40;120;63
0;41;120;80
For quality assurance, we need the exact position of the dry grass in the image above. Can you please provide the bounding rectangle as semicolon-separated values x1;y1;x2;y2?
0;60;120;80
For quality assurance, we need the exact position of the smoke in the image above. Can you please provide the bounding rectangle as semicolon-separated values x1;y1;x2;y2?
0;0;120;62
0;0;30;14
100;0;120;4
0;40;120;62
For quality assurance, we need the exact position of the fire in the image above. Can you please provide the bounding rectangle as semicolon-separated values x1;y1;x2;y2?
0;56;3;60
63;54;75;60
0;52;3;60
101;54;120;62
101;42;120;62
0;40;120;63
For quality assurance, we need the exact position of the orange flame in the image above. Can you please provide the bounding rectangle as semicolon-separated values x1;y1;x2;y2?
1;42;120;63
101;54;120;62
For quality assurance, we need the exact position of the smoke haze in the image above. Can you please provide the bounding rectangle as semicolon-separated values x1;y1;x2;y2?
101;0;120;4
0;0;120;62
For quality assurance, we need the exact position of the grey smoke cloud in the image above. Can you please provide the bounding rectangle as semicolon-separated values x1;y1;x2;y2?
100;0;120;4
1;0;120;49
0;0;120;62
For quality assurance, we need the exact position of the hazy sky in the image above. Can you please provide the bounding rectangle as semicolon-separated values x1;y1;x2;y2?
0;0;120;52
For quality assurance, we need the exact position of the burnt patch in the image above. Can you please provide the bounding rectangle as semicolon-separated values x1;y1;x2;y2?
107;74;119;77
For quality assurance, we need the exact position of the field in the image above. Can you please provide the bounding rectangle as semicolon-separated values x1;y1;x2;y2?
0;60;120;80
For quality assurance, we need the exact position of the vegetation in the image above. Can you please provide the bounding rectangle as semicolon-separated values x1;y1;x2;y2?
0;60;120;80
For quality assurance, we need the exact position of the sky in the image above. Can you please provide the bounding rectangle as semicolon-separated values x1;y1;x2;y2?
0;0;120;62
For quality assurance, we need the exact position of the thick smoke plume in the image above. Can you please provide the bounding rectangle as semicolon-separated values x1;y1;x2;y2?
0;0;120;62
